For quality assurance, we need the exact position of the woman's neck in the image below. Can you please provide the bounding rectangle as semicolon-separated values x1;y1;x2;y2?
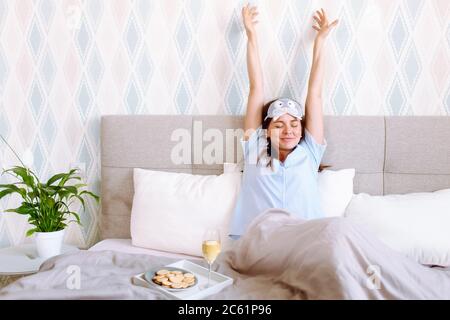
277;148;294;163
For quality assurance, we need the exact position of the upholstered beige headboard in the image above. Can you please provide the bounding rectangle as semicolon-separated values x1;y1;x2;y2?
100;115;450;239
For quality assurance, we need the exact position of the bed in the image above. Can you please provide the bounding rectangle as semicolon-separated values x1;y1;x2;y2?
96;114;450;252
1;115;450;300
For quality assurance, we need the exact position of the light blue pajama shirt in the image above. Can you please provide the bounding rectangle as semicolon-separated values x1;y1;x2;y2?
229;126;327;237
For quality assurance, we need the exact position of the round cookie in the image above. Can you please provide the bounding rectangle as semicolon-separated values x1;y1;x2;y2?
169;276;183;283
153;277;163;284
183;276;195;283
171;283;183;289
156;269;170;276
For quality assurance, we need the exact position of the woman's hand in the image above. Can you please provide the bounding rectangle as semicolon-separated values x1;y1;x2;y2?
242;3;259;37
312;8;338;40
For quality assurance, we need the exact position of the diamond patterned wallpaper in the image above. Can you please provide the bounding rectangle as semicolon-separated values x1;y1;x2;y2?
1;0;449;249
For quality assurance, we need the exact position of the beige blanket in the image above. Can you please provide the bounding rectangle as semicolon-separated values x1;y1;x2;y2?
1;209;449;299
215;209;450;299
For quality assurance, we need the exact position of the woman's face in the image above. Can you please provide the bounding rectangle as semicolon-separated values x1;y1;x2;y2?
267;114;302;152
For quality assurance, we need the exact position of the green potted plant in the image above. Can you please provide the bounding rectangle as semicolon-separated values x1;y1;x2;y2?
0;135;99;258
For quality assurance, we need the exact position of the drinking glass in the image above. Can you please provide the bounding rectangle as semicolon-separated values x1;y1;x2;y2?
201;229;221;289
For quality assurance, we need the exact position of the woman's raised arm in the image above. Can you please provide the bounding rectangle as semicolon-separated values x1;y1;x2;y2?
305;9;338;145
242;4;264;140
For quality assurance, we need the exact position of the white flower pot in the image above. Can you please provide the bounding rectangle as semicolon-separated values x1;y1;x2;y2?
35;229;66;259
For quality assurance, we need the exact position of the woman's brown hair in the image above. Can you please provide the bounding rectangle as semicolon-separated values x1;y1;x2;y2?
259;98;331;172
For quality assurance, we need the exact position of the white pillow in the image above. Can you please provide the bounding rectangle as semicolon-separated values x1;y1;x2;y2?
130;168;241;256
344;189;450;267
223;162;243;173
223;163;355;217
318;168;355;217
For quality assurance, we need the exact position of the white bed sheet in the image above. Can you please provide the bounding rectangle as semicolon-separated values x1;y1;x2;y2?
88;239;202;260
